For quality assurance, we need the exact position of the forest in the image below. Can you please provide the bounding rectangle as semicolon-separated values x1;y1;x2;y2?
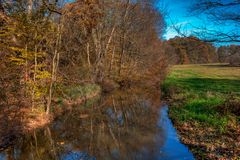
0;0;239;160
0;0;166;115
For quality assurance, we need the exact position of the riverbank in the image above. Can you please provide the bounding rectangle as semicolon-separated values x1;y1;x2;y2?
0;83;101;150
162;64;240;159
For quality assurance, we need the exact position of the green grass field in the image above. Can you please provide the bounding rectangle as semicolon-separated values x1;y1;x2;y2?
162;63;240;158
162;63;240;131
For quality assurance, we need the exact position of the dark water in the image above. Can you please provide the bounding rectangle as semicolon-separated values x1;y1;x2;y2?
0;89;194;160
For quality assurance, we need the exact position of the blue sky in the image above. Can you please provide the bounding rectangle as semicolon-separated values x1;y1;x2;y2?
161;0;203;40
160;0;194;39
161;0;239;44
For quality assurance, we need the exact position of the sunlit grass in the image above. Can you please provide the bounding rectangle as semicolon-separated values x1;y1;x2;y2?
63;84;101;100
163;63;240;131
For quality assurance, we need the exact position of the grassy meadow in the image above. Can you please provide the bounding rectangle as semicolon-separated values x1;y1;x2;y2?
162;63;240;159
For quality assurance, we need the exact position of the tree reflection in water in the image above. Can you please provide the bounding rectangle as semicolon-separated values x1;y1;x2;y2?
0;88;187;160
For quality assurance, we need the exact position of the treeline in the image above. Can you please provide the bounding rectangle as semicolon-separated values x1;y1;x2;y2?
164;36;218;64
163;36;240;66
217;45;240;66
0;0;167;113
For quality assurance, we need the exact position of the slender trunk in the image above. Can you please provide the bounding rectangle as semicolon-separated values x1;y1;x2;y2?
56;49;60;79
31;45;37;110
119;34;126;77
46;50;56;114
104;25;116;56
89;104;94;152
46;23;62;114
86;42;91;67
118;0;130;77
46;127;57;158
24;45;28;98
92;28;101;65
109;46;115;77
28;0;33;15
83;26;91;68
92;28;102;81
33;131;41;158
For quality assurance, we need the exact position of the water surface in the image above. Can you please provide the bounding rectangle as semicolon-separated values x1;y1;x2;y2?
0;89;194;160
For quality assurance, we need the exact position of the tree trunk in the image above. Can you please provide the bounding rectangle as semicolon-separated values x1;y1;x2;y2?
119;33;126;77
86;42;91;67
46;23;62;114
109;46;115;77
31;45;37;110
27;0;33;15
118;0;130;77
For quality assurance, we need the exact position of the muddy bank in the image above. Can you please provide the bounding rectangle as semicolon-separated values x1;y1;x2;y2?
163;96;240;159
171;120;240;159
165;100;240;159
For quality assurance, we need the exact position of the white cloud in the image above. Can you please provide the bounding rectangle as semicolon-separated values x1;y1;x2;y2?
164;20;192;40
164;29;179;39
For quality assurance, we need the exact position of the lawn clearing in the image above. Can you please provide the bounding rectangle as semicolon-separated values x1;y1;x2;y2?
162;63;240;159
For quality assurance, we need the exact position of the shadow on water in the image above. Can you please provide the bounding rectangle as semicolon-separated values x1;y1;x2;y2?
0;108;24;152
0;88;194;160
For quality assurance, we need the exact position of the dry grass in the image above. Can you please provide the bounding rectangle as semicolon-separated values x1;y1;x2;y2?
170;63;240;80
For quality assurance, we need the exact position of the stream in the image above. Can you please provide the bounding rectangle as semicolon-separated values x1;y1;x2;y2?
0;89;194;160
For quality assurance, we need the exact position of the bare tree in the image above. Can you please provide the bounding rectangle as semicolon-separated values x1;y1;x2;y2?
189;0;240;43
